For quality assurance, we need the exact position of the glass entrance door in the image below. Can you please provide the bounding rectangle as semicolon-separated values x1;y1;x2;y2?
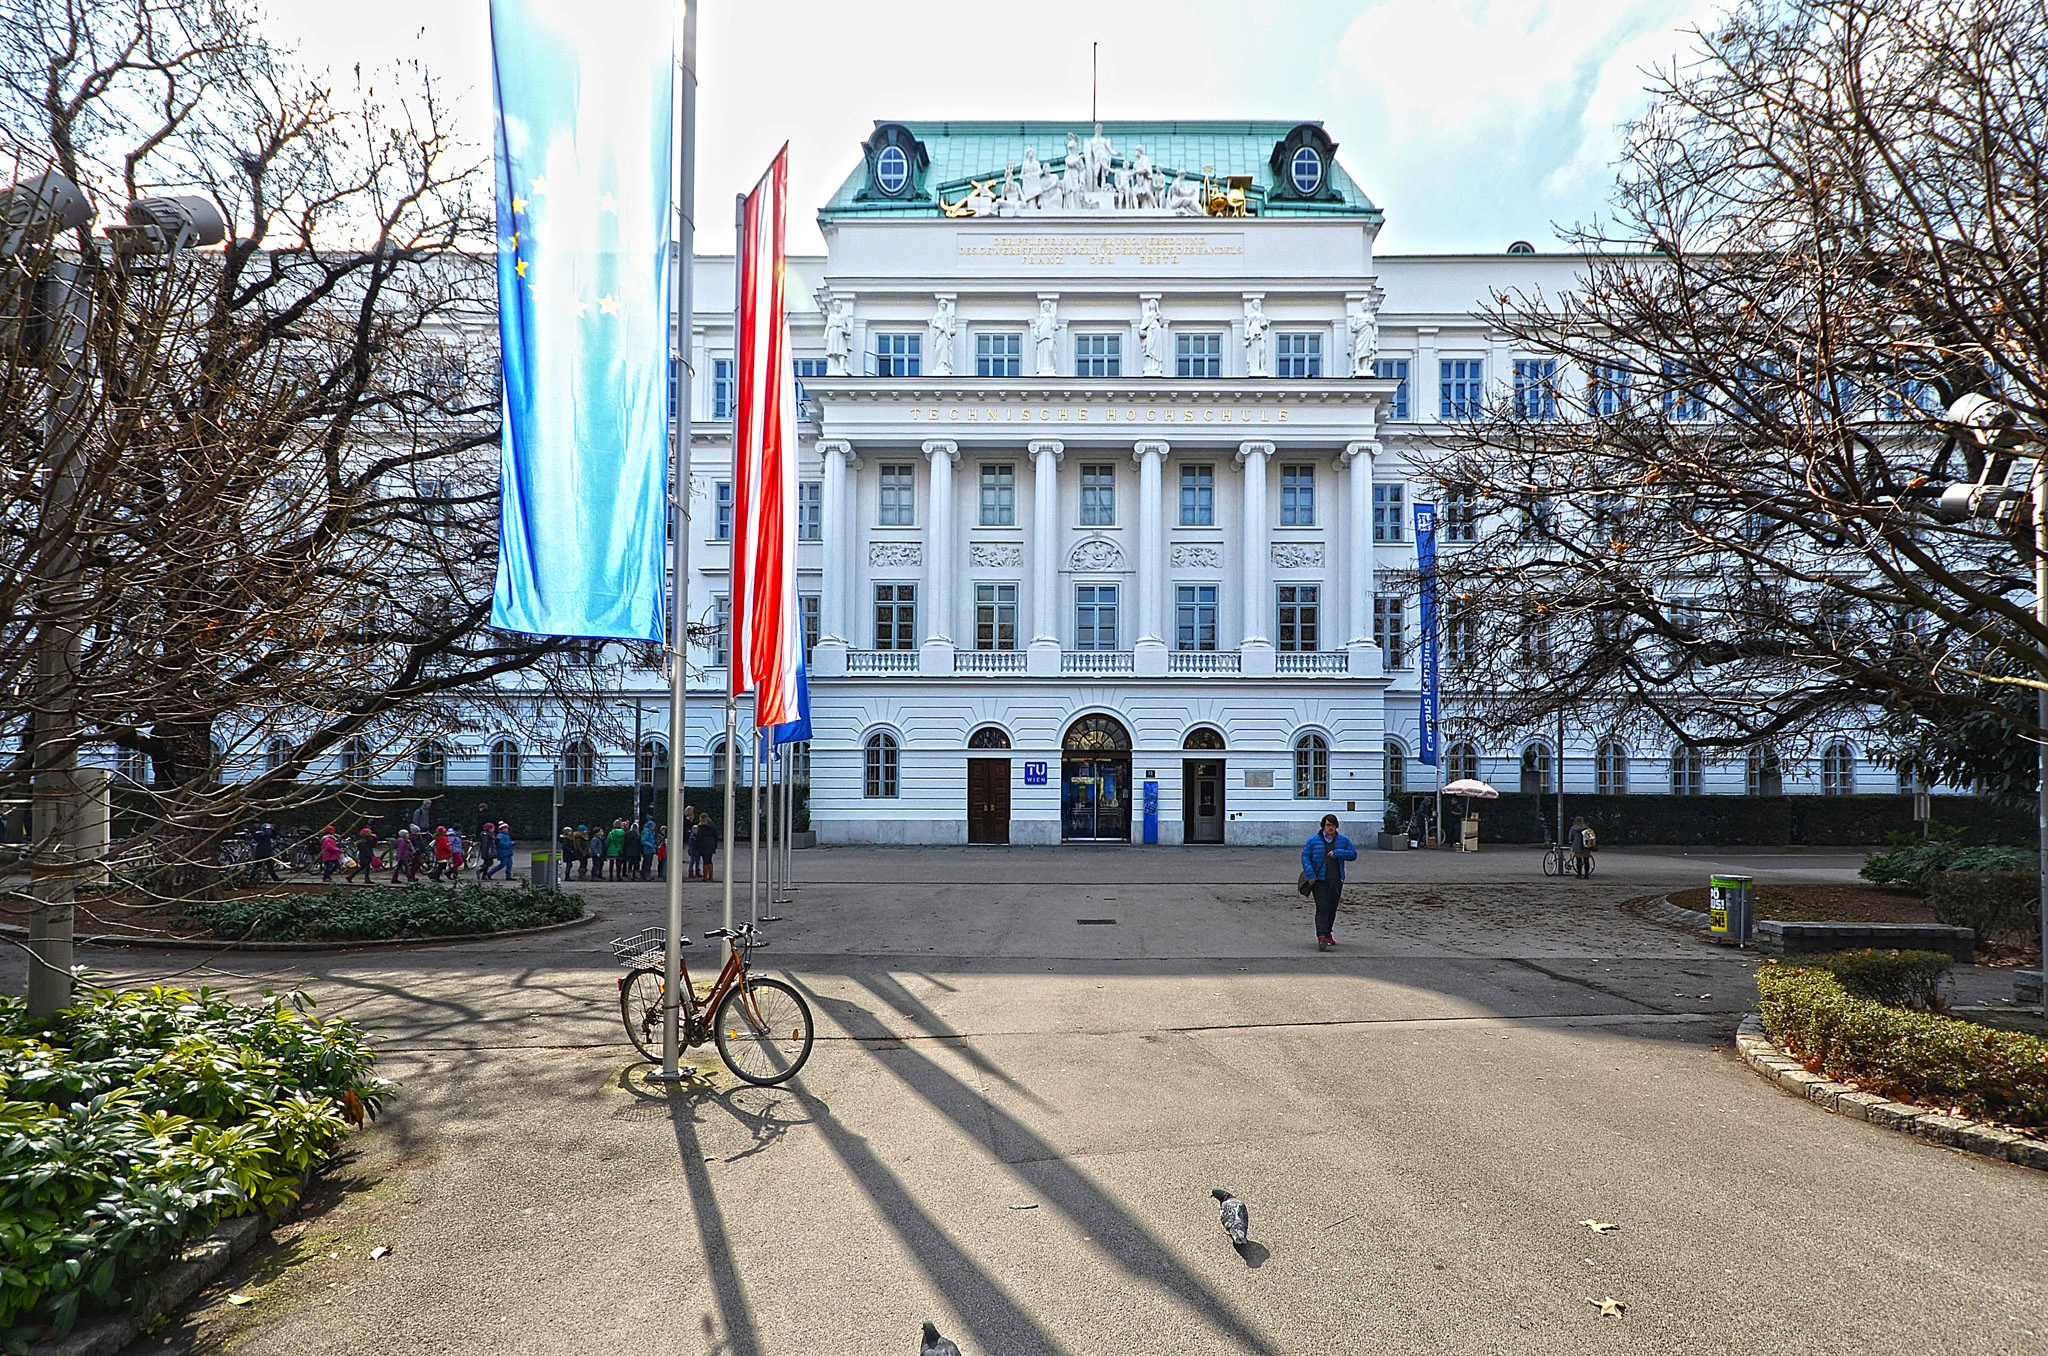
1061;757;1131;841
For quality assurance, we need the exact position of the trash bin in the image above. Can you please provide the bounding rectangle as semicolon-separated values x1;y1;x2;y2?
1708;874;1753;945
530;851;556;891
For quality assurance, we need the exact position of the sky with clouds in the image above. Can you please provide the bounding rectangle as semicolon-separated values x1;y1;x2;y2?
263;0;1724;255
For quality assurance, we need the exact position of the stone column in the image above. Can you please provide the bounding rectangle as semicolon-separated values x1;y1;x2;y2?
1237;440;1275;677
814;439;854;676
1132;439;1169;677
1344;440;1380;677
1416;325;1440;423
1029;439;1064;676
920;439;958;675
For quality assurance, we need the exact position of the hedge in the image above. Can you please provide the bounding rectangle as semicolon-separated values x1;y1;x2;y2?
1859;838;2037;890
1396;792;2037;847
187;881;585;943
1757;961;2048;1129
1927;871;2041;948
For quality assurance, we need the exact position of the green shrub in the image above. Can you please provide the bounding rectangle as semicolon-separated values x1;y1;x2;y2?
1756;964;2048;1129
188;882;582;942
0;986;386;1341
1927;870;2042;947
1859;837;2037;891
1794;948;1952;1010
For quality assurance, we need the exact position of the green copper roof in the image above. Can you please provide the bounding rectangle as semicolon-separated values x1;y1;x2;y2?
818;119;1381;223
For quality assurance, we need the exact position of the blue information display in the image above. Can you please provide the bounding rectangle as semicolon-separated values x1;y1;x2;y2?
1023;760;1049;786
1142;779;1159;844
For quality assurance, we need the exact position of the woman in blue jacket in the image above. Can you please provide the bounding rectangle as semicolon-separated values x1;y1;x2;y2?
1302;814;1357;951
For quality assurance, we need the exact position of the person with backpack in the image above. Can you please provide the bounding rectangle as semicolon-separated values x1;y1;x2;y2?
484;823;516;880
318;826;343;882
344;826;376;884
1300;813;1357;952
639;818;658;880
391;829;416;884
1570;815;1597;878
430;826;452;882
252;822;281;881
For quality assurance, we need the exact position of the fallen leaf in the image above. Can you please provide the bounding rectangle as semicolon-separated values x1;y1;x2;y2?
1699;993;1712;999
1586;1295;1626;1319
1579;1220;1619;1234
369;1245;391;1260
227;1294;253;1307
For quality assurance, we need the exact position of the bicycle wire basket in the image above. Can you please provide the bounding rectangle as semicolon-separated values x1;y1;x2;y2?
610;927;669;970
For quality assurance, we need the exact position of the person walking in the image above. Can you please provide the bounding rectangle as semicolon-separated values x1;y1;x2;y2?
639;818;658;880
431;825;452;882
605;820;626;880
571;825;590;880
1301;813;1357;951
680;806;699;879
477;813;497;880
656;826;668;881
621;817;643;881
391;828;416;884
411;797;435;836
447;824;467;880
344;826;376;884
485;823;516;880
253;821;281;881
318;826;343;882
1569;814;1595;879
692;814;716;883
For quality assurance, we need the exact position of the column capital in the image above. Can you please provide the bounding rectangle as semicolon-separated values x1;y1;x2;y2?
1028;438;1065;462
1234;440;1275;464
1132;439;1170;463
817;438;856;464
921;438;959;463
1342;439;1382;465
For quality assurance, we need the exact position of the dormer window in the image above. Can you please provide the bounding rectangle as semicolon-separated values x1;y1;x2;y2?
1289;146;1324;196
1268;123;1340;204
876;145;910;196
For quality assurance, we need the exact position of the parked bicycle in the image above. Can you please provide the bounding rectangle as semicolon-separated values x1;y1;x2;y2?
1540;841;1594;877
612;924;813;1086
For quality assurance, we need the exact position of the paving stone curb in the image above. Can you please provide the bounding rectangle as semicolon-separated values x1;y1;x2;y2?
0;908;597;954
1734;1013;2048;1171
1643;894;1712;931
27;1172;313;1356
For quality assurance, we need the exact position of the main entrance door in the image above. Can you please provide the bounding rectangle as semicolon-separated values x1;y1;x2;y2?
1184;759;1224;843
1061;713;1133;842
967;758;1011;843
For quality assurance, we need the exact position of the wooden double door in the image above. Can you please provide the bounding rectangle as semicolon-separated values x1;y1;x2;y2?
967;758;1011;844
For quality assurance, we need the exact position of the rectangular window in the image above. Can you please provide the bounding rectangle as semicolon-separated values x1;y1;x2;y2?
797;480;822;542
1372;358;1410;420
874;583;917;650
1179;464;1215;526
1075;584;1119;650
1372;482;1406;542
800;593;820;660
1663;360;1706;421
1445;608;1478;669
1440;358;1484;418
793;357;827;408
978;463;1016;526
1275;332;1323;378
712;358;735;420
713;595;730;667
872;332;921;378
1513;358;1558;419
1441;486;1477;543
1074;333;1122;378
974;582;1018;651
1373;594;1407;668
1175;332;1222;378
1279;464;1316;526
1175;584;1219;651
878;463;916;526
714;481;733;541
1079;463;1117;526
1277;584;1320;652
1588;362;1632;417
975;332;1023;378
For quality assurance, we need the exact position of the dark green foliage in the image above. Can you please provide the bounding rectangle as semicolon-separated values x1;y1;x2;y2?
1757;963;2048;1129
187;882;582;942
0;987;386;1340
1927;871;2042;948
1859;836;2038;891
1397;793;2036;847
1793;948;1953;1010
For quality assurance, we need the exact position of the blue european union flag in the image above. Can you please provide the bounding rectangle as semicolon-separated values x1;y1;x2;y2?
490;0;674;641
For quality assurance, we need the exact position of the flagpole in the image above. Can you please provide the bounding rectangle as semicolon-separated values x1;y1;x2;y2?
762;739;782;921
656;0;698;1083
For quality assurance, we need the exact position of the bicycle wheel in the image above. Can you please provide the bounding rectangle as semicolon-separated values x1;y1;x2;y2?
713;976;813;1086
1542;847;1560;876
619;968;667;1063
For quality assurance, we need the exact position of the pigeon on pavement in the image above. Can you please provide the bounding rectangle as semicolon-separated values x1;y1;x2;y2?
1211;1187;1250;1249
920;1320;962;1356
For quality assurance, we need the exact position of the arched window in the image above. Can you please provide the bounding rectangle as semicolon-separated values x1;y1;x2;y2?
489;737;521;787
1062;713;1131;753
968;726;1011;750
1446;742;1478;783
786;741;811;785
1520;742;1552;795
412;740;448;788
1670;746;1704;796
264;736;290;774
115;748;149;784
561;739;596;786
637;737;670;787
1294;733;1330;799
1183;726;1226;751
1746;747;1783;796
1822;742;1856;795
1384;741;1406;798
1895;764;1917;796
864;732;899;798
340;736;370;780
712;736;755;788
1596;740;1628;795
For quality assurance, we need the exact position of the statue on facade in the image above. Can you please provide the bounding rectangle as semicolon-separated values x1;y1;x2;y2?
1167;172;1203;215
823;295;853;376
929;296;958;376
996;164;1022;215
1347;298;1379;377
1062;133;1087;207
1084;123;1115;191
1130;145;1161;208
1139;297;1168;378
1243;296;1271;378
1030;297;1062;376
1020;147;1054;209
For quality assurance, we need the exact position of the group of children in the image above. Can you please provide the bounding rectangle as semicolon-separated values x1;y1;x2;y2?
555;818;668;881
316;820;519;884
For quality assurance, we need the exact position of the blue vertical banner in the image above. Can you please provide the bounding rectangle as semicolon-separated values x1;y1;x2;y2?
771;657;812;746
489;0;674;641
1414;501;1441;767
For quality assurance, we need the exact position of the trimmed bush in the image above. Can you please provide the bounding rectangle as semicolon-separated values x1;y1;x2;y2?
1859;838;2037;891
1757;963;2048;1129
1794;948;1952;1010
188;881;583;942
1394;792;2034;847
0;986;386;1340
1928;870;2042;948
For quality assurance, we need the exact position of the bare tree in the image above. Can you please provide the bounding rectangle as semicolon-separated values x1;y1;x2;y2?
1416;0;2046;792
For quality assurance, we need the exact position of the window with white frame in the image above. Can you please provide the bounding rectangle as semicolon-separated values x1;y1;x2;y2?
978;463;1016;526
1372;482;1406;541
561;738;596;786
714;481;733;541
1295;733;1330;798
1445;607;1478;669
489;737;521;787
1513;358;1559;419
1589;362;1632;417
1670;746;1705;795
1747;746;1783;796
1384;742;1406;797
712;358;734;420
264;736;289;774
872;332;921;378
801;593;820;660
1662;360;1706;420
1373;594;1406;668
1279;464;1315;526
1822;742;1856;795
712;595;730;667
1446;742;1479;783
1175;584;1218;651
1175;332;1221;378
1441;486;1477;542
1520;742;1552;795
878;463;916;526
1075;333;1122;377
874;583;916;650
1372;358;1410;420
1179;464;1215;526
797;480;822;541
412;740;447;788
636;737;669;787
1075;584;1119;650
1440;358;1484;418
864;732;899;798
1276;333;1323;378
793;357;828;407
1596;740;1629;794
1277;584;1319;652
974;583;1018;651
975;332;1022;378
1079;463;1117;525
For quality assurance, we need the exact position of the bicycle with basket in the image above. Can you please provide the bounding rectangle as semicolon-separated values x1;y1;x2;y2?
612;923;814;1085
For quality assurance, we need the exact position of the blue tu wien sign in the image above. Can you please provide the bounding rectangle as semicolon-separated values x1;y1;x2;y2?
1414;501;1441;767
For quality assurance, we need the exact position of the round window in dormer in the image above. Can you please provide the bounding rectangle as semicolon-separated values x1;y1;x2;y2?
876;145;910;196
1289;146;1324;196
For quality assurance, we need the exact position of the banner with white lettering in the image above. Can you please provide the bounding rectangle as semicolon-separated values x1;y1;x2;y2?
1415;501;1441;767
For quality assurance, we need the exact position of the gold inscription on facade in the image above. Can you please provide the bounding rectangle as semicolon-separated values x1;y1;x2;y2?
956;233;1247;267
907;405;1288;424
